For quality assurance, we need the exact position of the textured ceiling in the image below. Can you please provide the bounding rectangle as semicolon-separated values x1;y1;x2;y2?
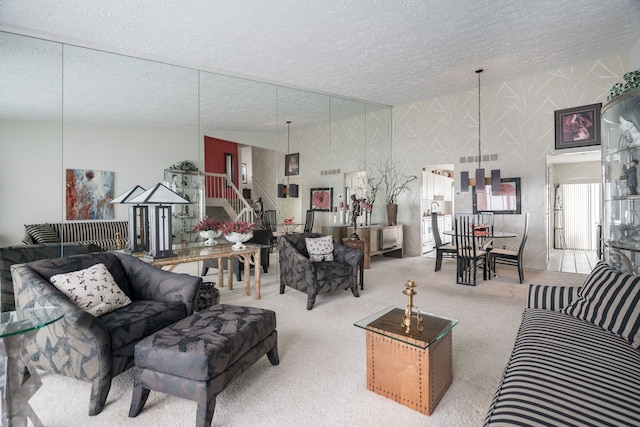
1;0;639;126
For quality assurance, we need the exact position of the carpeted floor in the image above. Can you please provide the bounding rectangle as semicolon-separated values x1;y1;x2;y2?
29;255;587;426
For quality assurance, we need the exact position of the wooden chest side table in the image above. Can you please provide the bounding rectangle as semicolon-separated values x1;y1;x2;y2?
355;307;458;415
342;237;365;289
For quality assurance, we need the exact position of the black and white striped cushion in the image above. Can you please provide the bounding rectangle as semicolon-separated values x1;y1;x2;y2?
25;224;61;244
527;284;580;310
485;309;640;426
561;261;640;349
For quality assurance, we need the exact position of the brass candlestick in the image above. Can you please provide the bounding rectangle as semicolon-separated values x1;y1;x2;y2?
400;280;423;334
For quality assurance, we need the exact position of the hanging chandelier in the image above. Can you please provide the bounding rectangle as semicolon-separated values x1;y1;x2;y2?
460;69;500;193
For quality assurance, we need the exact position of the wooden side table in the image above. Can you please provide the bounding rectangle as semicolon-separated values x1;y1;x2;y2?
342;238;365;289
354;307;458;415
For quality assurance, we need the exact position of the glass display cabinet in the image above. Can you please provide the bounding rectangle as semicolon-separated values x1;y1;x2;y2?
602;87;640;274
163;169;205;244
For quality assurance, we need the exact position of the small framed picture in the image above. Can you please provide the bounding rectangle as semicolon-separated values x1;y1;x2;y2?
310;187;333;211
554;103;601;149
285;153;299;176
241;163;247;184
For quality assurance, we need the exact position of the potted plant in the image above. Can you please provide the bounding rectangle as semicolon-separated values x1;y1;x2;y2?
221;220;255;250
192;217;224;246
375;160;417;225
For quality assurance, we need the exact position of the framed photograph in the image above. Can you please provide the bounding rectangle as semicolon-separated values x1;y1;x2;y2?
285;153;300;176
310;187;333;211
554;103;601;149
472;177;521;215
241;163;247;184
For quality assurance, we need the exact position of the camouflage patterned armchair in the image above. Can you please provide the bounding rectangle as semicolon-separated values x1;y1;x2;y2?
11;252;201;416
278;232;362;310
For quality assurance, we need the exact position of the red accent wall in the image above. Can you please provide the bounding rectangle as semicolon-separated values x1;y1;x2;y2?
204;136;239;199
204;136;238;180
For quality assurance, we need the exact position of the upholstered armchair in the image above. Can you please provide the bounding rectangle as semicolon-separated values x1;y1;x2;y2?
278;232;362;310
11;252;201;416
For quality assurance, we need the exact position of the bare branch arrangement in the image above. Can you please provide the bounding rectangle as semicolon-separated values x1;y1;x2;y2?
375;159;418;205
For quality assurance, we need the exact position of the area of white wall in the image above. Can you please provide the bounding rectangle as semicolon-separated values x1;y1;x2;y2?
393;55;628;269
630;37;640;70
0;120;199;245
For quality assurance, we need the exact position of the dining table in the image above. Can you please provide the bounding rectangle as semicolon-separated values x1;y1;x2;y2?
443;229;517;252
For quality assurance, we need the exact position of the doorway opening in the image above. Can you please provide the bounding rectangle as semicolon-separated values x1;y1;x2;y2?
547;152;601;273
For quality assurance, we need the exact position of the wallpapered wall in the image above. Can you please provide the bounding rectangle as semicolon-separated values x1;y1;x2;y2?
392;55;628;269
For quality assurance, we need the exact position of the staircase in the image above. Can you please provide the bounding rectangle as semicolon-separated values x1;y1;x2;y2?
203;172;254;223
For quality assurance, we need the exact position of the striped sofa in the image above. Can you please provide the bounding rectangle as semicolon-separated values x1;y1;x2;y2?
22;221;128;251
485;262;640;426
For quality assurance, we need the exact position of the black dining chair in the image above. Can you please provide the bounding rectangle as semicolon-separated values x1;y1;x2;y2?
489;213;529;283
303;210;315;232
433;213;456;271
262;209;279;251
454;215;488;286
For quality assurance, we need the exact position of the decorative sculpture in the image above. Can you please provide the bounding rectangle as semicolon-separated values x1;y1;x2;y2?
400;280;423;334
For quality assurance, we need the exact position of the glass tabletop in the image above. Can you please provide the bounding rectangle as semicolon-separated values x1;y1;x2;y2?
354;306;458;349
0;307;65;338
443;230;517;238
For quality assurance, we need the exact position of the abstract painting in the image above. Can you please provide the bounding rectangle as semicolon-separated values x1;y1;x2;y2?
66;168;114;220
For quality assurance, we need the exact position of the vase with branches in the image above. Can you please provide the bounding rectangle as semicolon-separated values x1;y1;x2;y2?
374;159;417;225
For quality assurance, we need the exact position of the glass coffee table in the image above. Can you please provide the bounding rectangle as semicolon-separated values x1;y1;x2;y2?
355;306;458;415
1;307;65;427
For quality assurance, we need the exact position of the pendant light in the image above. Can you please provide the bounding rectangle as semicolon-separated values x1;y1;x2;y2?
461;69;500;192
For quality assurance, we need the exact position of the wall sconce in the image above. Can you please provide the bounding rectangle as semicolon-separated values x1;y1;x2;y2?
128;183;189;259
461;69;501;193
111;185;148;253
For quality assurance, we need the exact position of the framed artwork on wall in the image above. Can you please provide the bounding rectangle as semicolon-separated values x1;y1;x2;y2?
554;103;602;149
65;168;115;220
241;163;247;184
285;153;299;176
310;187;333;211
472;177;521;215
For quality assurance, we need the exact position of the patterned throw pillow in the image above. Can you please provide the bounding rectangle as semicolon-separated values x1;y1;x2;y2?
25;224;61;244
305;235;334;262
561;261;640;349
50;263;132;317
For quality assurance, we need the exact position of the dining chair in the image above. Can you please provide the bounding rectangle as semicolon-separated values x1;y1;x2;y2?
475;212;494;249
489;213;529;283
432;213;456;271
263;210;280;251
304;210;315;232
454;215;488;286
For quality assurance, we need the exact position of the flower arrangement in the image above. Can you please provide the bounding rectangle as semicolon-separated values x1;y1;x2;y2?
192;217;224;232
220;220;255;236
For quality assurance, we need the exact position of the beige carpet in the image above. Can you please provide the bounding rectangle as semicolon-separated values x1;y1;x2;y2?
29;255;587;427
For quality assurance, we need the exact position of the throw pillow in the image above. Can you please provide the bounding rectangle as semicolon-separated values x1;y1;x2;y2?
50;263;132;317
305;235;334;262
25;224;61;244
561;261;640;349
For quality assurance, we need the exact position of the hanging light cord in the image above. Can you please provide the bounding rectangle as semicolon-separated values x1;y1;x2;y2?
476;69;483;169
287;121;291;154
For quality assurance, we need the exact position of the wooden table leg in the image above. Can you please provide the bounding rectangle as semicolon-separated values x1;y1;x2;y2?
227;257;233;291
243;255;250;296
254;249;261;300
217;258;224;288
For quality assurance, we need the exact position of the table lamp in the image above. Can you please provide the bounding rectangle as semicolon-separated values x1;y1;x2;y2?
128;183;190;259
111;185;148;253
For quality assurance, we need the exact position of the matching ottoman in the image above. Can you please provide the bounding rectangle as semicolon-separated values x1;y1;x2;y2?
128;304;279;427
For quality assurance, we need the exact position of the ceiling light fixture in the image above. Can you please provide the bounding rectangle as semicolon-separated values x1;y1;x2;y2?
460;69;500;193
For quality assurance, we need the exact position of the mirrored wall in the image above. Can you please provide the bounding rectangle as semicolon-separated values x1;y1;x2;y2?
0;31;391;255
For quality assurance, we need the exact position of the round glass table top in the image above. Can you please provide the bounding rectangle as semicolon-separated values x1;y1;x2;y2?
0;307;65;338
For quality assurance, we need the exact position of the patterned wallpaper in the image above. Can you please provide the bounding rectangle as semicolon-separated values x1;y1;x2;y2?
392;55;628;269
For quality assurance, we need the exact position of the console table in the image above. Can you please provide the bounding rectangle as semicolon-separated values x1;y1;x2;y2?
144;243;264;299
355;306;458;415
323;224;403;269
